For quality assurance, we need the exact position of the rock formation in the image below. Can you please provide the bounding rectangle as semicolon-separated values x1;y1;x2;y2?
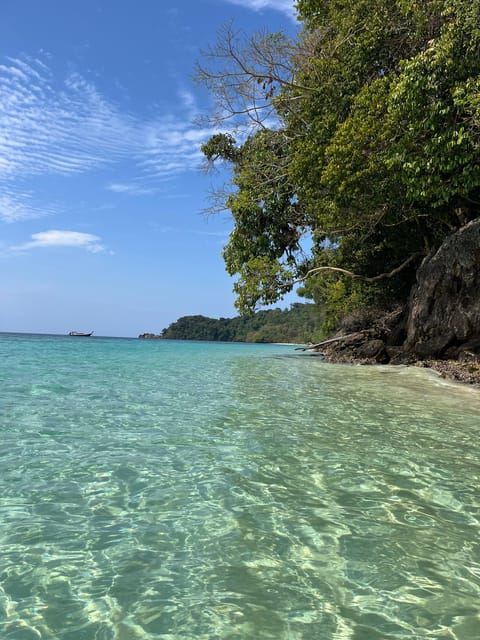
315;218;480;377
404;218;480;360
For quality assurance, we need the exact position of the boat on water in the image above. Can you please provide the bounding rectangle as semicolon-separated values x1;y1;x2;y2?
68;331;94;337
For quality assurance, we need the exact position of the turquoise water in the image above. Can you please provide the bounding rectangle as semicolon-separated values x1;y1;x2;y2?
1;333;479;640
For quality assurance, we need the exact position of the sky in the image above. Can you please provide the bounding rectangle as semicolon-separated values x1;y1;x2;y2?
0;0;299;337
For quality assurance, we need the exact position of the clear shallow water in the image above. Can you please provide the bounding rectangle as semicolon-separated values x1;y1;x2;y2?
1;333;479;640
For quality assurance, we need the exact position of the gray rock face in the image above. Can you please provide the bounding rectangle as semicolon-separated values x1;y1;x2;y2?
405;218;480;359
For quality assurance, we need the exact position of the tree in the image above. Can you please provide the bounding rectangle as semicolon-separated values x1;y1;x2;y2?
197;0;480;326
159;303;325;343
195;22;296;130
202;128;309;313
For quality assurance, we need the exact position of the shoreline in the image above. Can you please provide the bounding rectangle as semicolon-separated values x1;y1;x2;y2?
318;343;480;388
419;359;480;387
312;331;480;389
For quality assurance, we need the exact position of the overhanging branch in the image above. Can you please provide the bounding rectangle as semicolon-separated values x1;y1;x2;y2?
289;251;424;287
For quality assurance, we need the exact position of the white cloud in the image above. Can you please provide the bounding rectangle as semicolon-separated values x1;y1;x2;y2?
178;88;197;114
0;56;216;220
223;0;297;19
11;230;107;253
106;182;156;195
0;60;134;180
0;192;58;223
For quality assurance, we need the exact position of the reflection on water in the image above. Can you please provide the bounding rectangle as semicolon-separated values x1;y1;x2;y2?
0;335;479;639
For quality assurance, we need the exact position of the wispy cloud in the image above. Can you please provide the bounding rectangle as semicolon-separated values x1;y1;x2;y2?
155;225;230;239
0;56;214;221
223;0;297;19
0;61;133;179
106;182;157;196
0;191;59;223
178;88;198;115
11;229;107;253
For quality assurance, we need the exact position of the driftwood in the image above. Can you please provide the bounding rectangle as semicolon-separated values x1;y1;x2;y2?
295;331;369;351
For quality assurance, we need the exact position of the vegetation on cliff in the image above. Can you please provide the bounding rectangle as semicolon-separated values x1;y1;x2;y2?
197;0;480;336
142;303;325;344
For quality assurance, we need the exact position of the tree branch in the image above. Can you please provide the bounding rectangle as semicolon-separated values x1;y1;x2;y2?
289;251;424;287
295;331;370;351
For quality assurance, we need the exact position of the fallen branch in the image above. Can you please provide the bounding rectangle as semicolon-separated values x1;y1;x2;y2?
295;331;369;351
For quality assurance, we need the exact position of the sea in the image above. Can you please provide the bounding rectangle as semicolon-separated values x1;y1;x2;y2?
1;332;479;640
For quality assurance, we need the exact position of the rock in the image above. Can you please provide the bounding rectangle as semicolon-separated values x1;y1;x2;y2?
422;359;480;386
383;307;408;346
355;339;390;363
404;218;480;359
322;334;390;364
297;219;480;384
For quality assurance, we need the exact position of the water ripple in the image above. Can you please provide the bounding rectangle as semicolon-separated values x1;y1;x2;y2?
1;335;479;638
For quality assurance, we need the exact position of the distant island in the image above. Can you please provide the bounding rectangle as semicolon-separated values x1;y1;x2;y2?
139;303;325;344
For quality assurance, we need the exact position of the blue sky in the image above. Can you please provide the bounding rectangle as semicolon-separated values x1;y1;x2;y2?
0;0;298;337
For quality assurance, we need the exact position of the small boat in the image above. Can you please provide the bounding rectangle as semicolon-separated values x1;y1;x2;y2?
68;331;94;337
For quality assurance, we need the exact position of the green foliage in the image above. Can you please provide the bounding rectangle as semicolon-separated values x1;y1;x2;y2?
159;303;326;344
230;256;295;315
386;1;480;209
214;128;307;312
201;133;239;165
199;0;480;333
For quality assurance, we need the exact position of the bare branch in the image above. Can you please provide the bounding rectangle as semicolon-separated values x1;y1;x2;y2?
295;332;370;351
201;184;236;217
285;251;425;289
364;252;424;282
195;22;317;131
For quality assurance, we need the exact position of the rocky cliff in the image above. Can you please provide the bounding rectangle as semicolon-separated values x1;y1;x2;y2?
405;218;480;360
318;218;480;379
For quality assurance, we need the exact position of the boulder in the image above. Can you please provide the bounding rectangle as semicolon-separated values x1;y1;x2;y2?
322;333;390;364
355;339;390;363
404;218;480;359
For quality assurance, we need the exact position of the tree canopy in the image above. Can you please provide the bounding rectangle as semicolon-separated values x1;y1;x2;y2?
157;303;325;344
198;0;480;327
